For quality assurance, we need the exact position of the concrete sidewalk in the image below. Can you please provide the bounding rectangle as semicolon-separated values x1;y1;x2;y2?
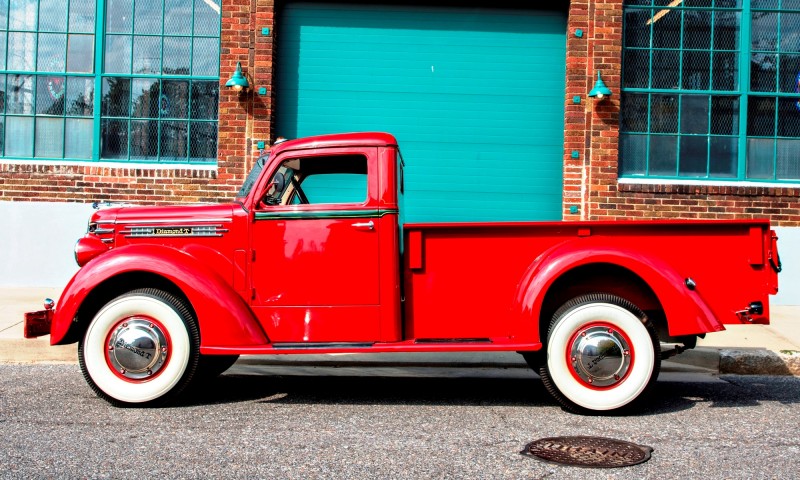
1;287;798;375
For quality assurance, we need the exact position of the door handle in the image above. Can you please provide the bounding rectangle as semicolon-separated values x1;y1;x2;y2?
351;221;374;230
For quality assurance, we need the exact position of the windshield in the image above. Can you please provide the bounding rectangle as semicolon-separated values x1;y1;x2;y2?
237;154;268;198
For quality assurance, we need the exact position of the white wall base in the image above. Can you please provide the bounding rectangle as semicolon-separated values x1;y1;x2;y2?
1;201;797;306
0;202;93;288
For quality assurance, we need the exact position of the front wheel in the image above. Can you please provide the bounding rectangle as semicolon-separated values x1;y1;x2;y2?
539;293;660;414
78;288;200;407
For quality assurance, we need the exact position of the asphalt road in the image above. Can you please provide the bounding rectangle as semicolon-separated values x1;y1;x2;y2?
1;364;799;479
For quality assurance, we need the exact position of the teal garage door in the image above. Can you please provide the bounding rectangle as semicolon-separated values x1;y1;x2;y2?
276;2;567;222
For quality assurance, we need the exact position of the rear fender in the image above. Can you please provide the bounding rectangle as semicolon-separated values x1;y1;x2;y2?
513;239;722;343
51;244;268;347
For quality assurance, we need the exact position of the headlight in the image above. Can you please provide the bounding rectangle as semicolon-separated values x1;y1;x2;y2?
75;235;110;267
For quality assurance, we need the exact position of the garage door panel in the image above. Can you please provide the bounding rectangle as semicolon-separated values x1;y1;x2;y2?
277;2;567;223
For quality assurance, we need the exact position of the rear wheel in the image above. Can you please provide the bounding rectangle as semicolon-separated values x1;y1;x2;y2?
78;288;200;407
539;293;660;414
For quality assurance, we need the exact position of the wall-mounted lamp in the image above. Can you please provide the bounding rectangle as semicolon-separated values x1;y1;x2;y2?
588;71;612;100
225;62;250;92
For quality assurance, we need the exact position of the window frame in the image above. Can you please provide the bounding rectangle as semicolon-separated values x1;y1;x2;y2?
620;0;800;184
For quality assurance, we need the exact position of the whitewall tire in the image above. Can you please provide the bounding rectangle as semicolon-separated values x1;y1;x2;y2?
78;288;199;406
539;294;660;414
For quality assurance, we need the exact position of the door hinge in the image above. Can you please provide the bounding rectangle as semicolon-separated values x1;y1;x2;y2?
251;250;256;262
251;288;257;300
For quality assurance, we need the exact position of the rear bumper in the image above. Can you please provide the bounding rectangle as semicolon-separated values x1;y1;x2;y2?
24;309;53;338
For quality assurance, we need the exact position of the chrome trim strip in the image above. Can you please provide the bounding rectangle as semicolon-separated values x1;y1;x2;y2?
120;224;228;238
115;218;232;225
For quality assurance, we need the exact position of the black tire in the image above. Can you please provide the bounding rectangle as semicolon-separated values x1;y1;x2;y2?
538;293;660;414
78;288;200;407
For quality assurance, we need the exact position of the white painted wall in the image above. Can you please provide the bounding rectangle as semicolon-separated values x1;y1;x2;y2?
773;227;799;306
1;202;797;306
0;202;93;288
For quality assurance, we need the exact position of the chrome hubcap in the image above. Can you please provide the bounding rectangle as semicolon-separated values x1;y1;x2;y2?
107;319;168;380
569;326;631;387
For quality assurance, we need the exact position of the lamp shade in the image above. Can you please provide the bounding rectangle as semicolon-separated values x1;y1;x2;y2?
225;62;249;91
588;71;612;99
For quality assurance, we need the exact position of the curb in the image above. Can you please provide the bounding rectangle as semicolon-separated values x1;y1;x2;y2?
1;341;798;376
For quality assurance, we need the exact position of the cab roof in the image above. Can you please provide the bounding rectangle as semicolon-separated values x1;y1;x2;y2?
268;132;398;155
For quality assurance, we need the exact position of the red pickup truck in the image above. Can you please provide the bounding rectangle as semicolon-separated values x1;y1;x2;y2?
25;132;781;413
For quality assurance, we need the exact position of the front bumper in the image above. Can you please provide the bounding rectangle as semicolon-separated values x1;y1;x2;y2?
24;309;53;338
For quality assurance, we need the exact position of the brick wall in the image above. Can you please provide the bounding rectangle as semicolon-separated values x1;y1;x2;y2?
563;0;800;226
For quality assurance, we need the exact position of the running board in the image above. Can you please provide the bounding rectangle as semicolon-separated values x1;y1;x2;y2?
271;342;374;350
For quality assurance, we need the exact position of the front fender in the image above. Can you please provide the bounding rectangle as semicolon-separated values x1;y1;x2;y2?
514;238;722;342
51;245;268;347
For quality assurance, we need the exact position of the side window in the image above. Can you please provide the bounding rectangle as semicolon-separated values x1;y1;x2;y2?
261;154;368;206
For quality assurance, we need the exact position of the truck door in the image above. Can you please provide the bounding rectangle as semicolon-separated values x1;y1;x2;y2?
250;149;382;343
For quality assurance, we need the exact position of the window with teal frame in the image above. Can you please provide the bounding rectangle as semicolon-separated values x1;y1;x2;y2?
620;0;800;183
0;0;220;164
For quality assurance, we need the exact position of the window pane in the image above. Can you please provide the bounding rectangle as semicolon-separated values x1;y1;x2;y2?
777;97;800;137
0;118;3;155
623;49;650;88
104;35;132;74
66;76;93;116
7;32;36;71
37;33;66;72
624;9;652;48
712;52;738;90
682;51;710;90
683;10;712;50
160;120;188;160
69;0;96;34
649;135;678;175
746;138;774;179
652;9;681;48
0;35;6;70
751;53;777;92
35;117;64;157
101;77;130;117
131;78;159;118
747;96;776;136
679;136;708;176
713;11;740;51
38;0;67;32
780;13;800;53
161;80;188;119
130;119;158;158
650;94;679;133
36;75;65;115
6;74;33;114
0;75;5;113
192;37;219;76
106;0;133;33
190;81;218;119
619;133;648;175
776;139;800;179
163;37;191;75
101;119;129;158
65;118;93;159
620;93;649;132
134;0;163;35
652;50;680;89
778;54;800;93
681;95;710;134
194;0;220;36
9;0;37;31
710;96;739;135
4;116;33;156
164;0;192;35
709;137;738;177
67;34;94;73
752;12;778;52
0;0;8;30
132;36;161;74
190;122;217;161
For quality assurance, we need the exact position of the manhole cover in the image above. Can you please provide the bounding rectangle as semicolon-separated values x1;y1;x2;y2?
521;436;653;468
